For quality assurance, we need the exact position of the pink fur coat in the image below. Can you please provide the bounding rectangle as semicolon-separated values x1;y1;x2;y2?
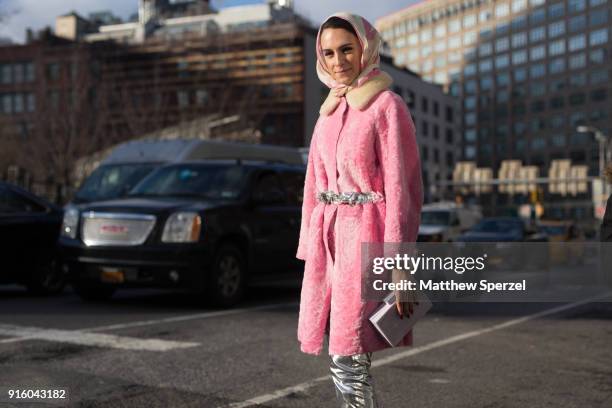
296;73;423;356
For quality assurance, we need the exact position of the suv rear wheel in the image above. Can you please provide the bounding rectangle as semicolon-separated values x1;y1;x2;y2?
206;244;246;307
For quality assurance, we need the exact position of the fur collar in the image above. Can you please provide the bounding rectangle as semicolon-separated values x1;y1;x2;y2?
319;71;393;116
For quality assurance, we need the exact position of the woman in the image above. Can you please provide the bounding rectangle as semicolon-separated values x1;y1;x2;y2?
296;12;423;408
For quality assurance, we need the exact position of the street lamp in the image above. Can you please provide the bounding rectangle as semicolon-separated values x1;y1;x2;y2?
577;125;608;179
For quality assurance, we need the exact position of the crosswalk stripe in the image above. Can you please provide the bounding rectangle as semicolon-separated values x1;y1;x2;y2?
0;324;199;351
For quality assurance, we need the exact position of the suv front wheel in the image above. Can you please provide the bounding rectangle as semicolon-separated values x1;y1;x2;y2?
206;244;246;307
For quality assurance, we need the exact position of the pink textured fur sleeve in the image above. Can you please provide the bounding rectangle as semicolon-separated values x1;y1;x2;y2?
296;129;318;261
376;93;423;248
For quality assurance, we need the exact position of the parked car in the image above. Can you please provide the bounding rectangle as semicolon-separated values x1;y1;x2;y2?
457;217;547;243
537;220;586;265
457;217;548;270
59;159;306;307
0;182;65;294
418;202;482;242
71;139;306;204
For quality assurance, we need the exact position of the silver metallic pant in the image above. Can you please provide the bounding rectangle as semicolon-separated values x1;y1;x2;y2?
329;352;380;408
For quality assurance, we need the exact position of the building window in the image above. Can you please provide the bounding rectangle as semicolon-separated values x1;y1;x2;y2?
530;45;546;61
569;92;586;105
569;15;587;32
548;58;565;74
177;90;189;107
548;21;565;38
550;96;565;109
512;15;527;30
512;0;527;13
479;59;492;72
512;32;527;48
529;27;546;42
498;89;510;103
514;121;527;135
449;19;461;32
24;62;35;82
495;37;510;53
463;14;477;28
464;145;476;159
589;48;606;64
463;31;477;45
422;120;429;136
13;64;23;83
26;93;35;112
569;53;586;69
1;93;12;114
434;24;446;38
531;100;545;113
590;69;609;85
589;10;608;26
590;28;609;46
512;50;528;65
464;80;477;94
495;3;510;17
480;76;493;90
449;37;461;49
421;97;428;113
549;40;565;56
590;89;607;101
513;67;527;82
433;124;439;139
530;83;546;97
495;54;510;69
465;112;477;126
445;105;453;122
433;101;439;116
446;128;453;143
550;115;565;128
479;42;492;57
548;2;565;19
529;9;546;25
497;72;510;86
0;65;11;84
568;34;586;51
568;0;586;13
46;63;60;82
13;93;23;113
570;72;587;87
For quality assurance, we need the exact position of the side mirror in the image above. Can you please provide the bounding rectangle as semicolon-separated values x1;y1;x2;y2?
253;188;286;205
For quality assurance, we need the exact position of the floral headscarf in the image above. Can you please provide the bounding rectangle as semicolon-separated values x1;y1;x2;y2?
316;12;392;115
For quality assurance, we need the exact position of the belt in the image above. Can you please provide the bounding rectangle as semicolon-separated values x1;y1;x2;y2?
316;190;384;206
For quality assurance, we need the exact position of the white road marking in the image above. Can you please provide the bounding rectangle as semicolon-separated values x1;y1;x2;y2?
221;292;612;408
0;323;199;351
0;301;298;344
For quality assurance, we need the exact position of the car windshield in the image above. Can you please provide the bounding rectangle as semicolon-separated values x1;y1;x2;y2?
421;210;451;226
74;163;158;203
127;163;247;199
471;219;522;234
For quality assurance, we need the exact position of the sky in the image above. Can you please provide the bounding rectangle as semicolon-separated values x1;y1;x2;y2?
0;0;420;44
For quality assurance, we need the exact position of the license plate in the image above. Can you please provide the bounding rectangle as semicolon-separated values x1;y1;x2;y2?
100;267;125;283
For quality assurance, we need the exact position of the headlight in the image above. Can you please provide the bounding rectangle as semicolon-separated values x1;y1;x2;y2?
61;207;79;239
162;212;202;243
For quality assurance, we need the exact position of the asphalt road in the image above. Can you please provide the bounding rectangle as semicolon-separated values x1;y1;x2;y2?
0;283;611;408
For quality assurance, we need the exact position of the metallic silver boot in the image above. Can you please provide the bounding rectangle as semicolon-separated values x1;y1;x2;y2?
329;352;380;408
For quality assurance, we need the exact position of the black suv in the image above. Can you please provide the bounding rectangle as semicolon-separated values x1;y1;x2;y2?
59;160;305;307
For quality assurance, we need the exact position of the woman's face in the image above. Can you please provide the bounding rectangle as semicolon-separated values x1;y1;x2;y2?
320;27;363;86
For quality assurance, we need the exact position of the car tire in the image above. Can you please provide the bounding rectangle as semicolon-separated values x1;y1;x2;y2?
26;258;66;295
73;282;116;301
205;244;246;308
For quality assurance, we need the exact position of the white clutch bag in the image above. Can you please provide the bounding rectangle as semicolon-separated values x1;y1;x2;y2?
368;290;432;347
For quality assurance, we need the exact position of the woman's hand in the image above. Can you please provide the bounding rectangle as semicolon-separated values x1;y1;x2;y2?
391;268;419;319
395;290;419;319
